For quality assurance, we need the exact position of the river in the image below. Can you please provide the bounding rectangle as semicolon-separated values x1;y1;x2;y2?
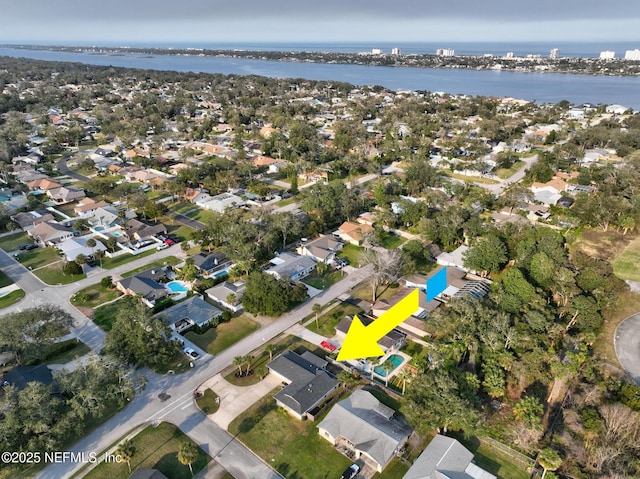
1;46;639;109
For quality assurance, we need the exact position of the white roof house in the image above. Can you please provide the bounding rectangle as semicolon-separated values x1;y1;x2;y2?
57;236;107;261
198;193;245;213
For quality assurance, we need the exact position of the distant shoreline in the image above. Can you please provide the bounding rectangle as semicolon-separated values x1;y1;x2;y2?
3;44;640;77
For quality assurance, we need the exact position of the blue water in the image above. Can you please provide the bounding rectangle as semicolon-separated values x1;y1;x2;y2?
1;46;639;108
374;354;404;377
166;281;188;293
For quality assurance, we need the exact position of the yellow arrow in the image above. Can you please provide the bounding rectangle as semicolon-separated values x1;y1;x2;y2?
337;289;419;361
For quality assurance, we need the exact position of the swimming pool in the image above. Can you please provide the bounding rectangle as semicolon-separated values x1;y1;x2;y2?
112;231;122;237
166;281;189;293
374;354;404;377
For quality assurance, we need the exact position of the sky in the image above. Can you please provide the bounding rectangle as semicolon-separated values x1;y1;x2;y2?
2;0;640;45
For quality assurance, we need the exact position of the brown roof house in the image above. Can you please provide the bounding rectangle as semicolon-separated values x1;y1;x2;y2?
29;221;74;246
335;221;374;246
46;186;86;205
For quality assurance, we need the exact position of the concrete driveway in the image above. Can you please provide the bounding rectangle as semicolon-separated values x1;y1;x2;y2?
201;373;281;429
615;312;640;384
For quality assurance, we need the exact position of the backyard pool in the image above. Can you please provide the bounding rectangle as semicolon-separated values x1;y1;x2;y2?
374;354;404;377
112;231;122;237
166;281;189;293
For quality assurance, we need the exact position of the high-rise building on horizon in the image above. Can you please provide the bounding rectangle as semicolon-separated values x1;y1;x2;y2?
436;48;455;57
624;49;640;60
600;50;616;59
550;48;560;59
391;47;400;56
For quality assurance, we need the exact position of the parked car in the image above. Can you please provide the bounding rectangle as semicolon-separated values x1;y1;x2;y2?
320;340;337;352
19;244;37;250
157;243;169;250
164;238;175;245
341;464;360;479
183;347;200;360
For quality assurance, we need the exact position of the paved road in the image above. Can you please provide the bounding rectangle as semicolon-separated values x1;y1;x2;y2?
614;312;640;385
473;154;539;196
56;151;91;182
175;213;206;230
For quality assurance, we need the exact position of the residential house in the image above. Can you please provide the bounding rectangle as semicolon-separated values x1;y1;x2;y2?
436;245;470;271
402;434;496;479
317;389;413;473
336;315;406;353
335;221;374;246
2;364;54;391
73;198;110;217
46;186;86;205
90;206;136;230
125;219;167;242
191;251;232;278
29;221;74;246
296;236;343;264
530;178;568;206
265;252;316;281
267;349;339;420
205;280;246;312
115;268;168;307
300;170;329;184
197;192;245;213
27;178;62;192
11;210;55;232
356;212;376;226
157;296;222;333
56;236;107;262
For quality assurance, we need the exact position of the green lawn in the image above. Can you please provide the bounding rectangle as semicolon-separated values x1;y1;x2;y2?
93;299;126;331
33;263;86;285
166;224;196;243
372;458;410;478
495;160;525;180
0;232;31;252
0;270;13;288
121;256;180;278
306;302;363;337
302;270;343;290
612;236;640;281
42;339;92;364
275;196;298;207
379;232;406;249
101;248;157;270
351;282;400;303
0;289;24;309
82;422;210;479
185;315;260;355
337;244;364;267
168;201;197;215
15;246;61;269
196;389;220;414
71;283;122;308
452;435;530;479
228;391;352;479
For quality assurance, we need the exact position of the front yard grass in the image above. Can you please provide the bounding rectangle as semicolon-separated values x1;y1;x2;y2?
43;338;92;365
166;224;196;243
379;232;406;249
612;235;640;281
33;263;86;285
228;391;352;479
495;160;525;180
93;299;126;331
302;270;343;290
351;282;400;303
184;315;260;355
0;270;13;288
82;422;210;479
71;283;122;308
372;458;410;479
15;246;60;269
337;244;364;267
101;248;156;270
0;289;24;309
0;232;31;252
306;302;363;337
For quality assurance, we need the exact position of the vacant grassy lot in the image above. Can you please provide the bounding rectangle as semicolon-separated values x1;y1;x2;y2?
0;289;24;309
15;246;60;269
306;302;363;337
43;339;91;365
101;248;156;270
597;290;640;366
612;236;640;281
0;232;31;252
185;315;260;355
351;281;400;303
452;435;530;479
495;160;525;180
302;270;343;290
337;244;364;267
33;262;86;285
93;299;126;331
71;282;122;309
379;232;406;250
571;228;632;263
83;422;210;479
228;391;351;479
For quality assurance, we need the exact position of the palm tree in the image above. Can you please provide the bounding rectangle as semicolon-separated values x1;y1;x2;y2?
177;441;199;476
233;355;244;375
244;354;254;375
115;439;136;473
538;448;562;479
397;367;411;395
86;237;97;259
312;303;323;329
265;344;277;361
380;358;394;387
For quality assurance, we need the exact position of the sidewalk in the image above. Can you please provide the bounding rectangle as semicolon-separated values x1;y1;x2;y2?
200;373;281;430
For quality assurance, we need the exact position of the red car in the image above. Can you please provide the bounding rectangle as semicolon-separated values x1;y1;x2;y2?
164;238;175;245
320;340;336;352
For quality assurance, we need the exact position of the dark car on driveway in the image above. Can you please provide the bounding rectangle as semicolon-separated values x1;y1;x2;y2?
341;464;360;479
19;244;38;250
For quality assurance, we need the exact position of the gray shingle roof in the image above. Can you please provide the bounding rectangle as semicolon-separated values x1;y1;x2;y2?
157;296;222;327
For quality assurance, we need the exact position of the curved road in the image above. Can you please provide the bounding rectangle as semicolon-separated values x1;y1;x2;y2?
56;151;91;182
614;313;640;384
